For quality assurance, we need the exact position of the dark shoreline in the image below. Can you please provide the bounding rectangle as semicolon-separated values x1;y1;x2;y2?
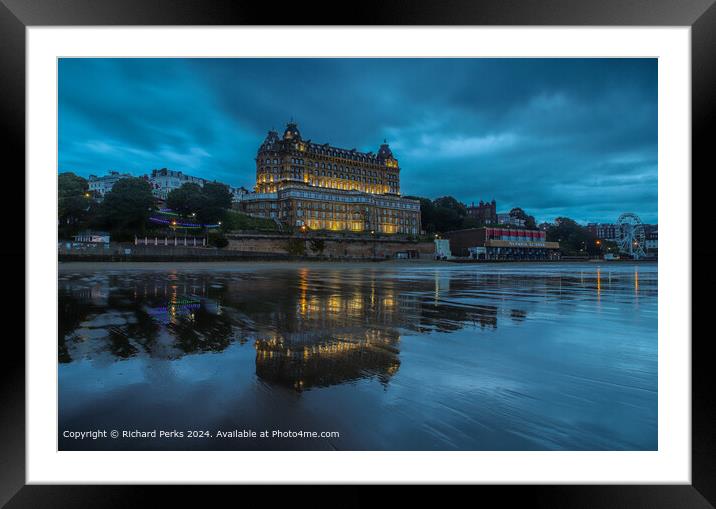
58;259;657;272
58;253;657;264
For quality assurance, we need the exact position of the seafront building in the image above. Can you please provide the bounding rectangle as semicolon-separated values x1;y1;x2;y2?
146;168;207;200
645;230;658;252
235;122;421;235
87;168;248;203
87;171;133;198
587;223;618;241
444;227;560;261
147;169;249;202
467;200;497;225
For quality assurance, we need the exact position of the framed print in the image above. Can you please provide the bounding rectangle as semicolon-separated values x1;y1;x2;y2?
2;0;712;504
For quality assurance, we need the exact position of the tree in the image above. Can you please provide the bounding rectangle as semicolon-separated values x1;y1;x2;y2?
405;195;475;233
432;196;467;233
58;172;92;232
99;177;155;234
433;196;467;216
546;217;599;256
200;182;233;224
166;182;233;224
509;207;537;229
167;183;207;218
461;216;482;229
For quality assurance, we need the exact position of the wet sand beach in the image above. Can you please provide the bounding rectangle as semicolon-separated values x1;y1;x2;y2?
58;261;657;450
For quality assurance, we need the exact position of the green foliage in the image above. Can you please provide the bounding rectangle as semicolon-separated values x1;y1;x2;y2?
546;217;600;256
308;238;326;254
406;195;467;233
433;196;467;216
408;194;541;235
221;209;279;232
98;177;156;233
286;238;306;256
167;182;233;224
601;239;618;253
208;232;229;248
460;216;482;230
200;182;233;223
167;183;206;217
58;172;93;237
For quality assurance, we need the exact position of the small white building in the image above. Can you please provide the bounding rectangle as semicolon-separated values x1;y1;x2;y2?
87;171;133;198
73;231;110;244
497;212;526;227
434;238;452;260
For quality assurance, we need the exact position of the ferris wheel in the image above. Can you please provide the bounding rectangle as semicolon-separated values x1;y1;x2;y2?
615;212;646;259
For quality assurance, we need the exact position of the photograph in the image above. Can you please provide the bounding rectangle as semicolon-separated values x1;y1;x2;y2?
56;57;659;452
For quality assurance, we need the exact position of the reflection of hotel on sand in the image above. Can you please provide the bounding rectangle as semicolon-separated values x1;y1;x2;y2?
248;269;406;391
235;121;421;234
255;329;401;392
245;271;501;391
59;270;526;391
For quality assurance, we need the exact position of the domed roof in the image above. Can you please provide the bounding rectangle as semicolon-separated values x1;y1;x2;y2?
283;121;301;141
377;140;394;160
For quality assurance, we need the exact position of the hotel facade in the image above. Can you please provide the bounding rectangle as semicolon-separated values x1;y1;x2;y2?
236;122;421;235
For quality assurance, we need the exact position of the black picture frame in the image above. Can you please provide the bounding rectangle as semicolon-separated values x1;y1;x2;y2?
1;0;710;504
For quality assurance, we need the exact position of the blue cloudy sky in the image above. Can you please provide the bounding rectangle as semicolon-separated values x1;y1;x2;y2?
58;58;657;224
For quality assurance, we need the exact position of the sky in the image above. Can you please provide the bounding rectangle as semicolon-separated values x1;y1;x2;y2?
58;58;657;224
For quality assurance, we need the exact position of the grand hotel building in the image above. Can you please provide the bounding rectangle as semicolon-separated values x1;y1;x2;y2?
236;122;421;235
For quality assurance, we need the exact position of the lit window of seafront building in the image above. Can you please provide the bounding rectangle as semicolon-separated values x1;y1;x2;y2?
235;122;421;235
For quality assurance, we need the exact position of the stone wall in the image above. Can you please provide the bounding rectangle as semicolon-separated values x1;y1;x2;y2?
58;242;288;262
226;234;435;259
58;236;436;261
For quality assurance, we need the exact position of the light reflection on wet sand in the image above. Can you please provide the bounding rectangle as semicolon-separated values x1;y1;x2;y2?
58;262;657;450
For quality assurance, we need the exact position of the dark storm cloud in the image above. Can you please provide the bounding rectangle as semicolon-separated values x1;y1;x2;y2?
58;58;657;223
